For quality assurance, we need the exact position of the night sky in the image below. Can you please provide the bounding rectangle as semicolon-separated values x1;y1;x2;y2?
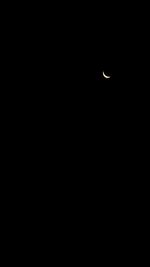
12;3;147;93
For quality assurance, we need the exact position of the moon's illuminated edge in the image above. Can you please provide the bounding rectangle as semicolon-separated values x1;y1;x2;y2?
102;71;111;79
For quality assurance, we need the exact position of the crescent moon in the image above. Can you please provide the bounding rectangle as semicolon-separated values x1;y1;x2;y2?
102;71;111;79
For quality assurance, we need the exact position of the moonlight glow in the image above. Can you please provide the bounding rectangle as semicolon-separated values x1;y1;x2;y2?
102;71;111;79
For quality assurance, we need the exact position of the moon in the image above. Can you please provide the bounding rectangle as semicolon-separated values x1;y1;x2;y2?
102;71;111;79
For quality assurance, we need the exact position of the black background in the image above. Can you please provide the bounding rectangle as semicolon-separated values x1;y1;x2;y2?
5;3;149;134
5;2;149;87
7;3;143;88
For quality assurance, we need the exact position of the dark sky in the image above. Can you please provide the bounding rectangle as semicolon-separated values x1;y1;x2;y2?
16;4;144;86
